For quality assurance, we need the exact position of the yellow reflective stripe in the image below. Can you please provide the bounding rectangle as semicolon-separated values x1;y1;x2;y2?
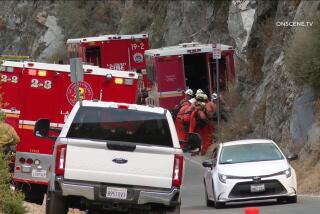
18;125;34;130
5;113;20;118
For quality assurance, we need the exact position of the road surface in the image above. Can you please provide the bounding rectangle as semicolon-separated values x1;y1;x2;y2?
181;156;320;214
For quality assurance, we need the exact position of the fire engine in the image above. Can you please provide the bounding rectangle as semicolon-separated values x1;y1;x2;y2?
0;60;140;204
66;34;149;72
144;42;236;109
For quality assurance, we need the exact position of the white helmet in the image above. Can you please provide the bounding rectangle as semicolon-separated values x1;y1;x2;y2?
196;89;204;96
188;98;196;104
212;93;218;100
184;89;193;96
196;93;208;101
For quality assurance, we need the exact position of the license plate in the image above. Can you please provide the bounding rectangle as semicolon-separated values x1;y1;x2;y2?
106;187;127;199
250;184;265;192
31;169;47;178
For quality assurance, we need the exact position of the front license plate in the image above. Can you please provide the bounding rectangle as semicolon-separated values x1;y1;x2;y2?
250;184;265;192
106;187;127;199
31;169;47;178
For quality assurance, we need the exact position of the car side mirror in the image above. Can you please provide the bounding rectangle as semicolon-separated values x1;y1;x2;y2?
287;154;298;161
187;132;202;150
202;160;213;168
180;133;202;153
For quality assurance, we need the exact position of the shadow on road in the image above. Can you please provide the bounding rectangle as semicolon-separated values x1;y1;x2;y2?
224;199;279;209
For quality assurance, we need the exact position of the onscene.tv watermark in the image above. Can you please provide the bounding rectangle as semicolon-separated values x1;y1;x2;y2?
276;21;314;27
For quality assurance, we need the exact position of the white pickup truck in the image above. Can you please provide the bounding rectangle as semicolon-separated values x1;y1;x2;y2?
34;100;185;214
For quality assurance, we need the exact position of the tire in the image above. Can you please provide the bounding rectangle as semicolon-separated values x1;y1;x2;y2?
46;191;68;214
204;180;214;207
17;183;45;205
214;201;225;209
286;195;297;203
211;181;225;209
166;205;180;214
151;205;181;214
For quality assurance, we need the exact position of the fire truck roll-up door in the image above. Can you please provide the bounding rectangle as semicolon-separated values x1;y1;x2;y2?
85;46;101;67
0;64;22;127
207;51;236;93
154;55;185;110
183;53;209;95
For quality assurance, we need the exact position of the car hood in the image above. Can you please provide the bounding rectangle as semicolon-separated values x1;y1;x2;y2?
218;160;289;177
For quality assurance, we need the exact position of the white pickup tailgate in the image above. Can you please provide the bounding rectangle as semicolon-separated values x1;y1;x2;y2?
64;139;175;189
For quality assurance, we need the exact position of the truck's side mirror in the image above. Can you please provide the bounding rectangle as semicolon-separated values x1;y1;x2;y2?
182;132;202;153
34;119;50;138
188;132;202;149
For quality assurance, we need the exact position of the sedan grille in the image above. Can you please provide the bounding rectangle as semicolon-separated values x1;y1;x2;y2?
229;180;287;198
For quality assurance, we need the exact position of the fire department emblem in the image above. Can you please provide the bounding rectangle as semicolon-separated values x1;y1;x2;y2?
133;53;144;63
66;81;93;106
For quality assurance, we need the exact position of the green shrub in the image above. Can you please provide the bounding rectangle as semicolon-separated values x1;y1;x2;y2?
285;16;320;91
0;152;25;214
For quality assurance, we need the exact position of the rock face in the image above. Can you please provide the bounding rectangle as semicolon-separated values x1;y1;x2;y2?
0;0;319;183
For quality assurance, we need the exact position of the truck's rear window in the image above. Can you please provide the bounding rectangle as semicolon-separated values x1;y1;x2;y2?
67;106;173;147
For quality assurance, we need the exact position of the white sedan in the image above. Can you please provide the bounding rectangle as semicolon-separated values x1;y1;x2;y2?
203;139;298;208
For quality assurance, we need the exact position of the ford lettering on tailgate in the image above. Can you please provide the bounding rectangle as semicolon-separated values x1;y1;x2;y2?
112;158;128;164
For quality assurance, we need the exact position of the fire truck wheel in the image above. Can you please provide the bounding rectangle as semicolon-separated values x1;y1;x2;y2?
151;205;181;214
46;191;68;214
15;183;45;205
25;184;46;205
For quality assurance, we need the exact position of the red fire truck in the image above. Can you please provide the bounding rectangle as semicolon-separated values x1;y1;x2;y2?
66;34;149;72
0;60;140;204
144;42;236;109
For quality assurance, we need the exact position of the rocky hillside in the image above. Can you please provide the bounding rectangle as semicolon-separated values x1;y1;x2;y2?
0;0;319;193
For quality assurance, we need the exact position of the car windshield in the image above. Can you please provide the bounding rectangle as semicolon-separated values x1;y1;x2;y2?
219;143;284;164
67;106;173;147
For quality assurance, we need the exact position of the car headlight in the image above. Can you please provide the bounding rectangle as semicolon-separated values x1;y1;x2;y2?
284;168;291;178
218;173;227;183
275;168;291;178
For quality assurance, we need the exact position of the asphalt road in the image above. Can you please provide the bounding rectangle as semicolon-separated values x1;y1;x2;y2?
181;156;320;214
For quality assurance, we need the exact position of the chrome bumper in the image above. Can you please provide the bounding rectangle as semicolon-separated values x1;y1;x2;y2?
60;181;180;206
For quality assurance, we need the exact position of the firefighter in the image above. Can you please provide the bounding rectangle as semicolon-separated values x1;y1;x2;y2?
189;93;213;155
0;118;19;151
174;99;193;145
0;111;19;172
179;89;193;106
205;94;216;152
195;89;204;97
212;92;228;121
172;89;193;121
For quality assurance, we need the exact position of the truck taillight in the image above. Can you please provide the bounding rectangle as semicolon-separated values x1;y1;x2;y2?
26;158;33;165
28;69;37;76
19;157;26;164
55;144;67;176
172;154;184;187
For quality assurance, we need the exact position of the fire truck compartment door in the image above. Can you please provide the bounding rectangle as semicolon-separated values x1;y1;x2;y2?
64;139;176;189
156;56;185;92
